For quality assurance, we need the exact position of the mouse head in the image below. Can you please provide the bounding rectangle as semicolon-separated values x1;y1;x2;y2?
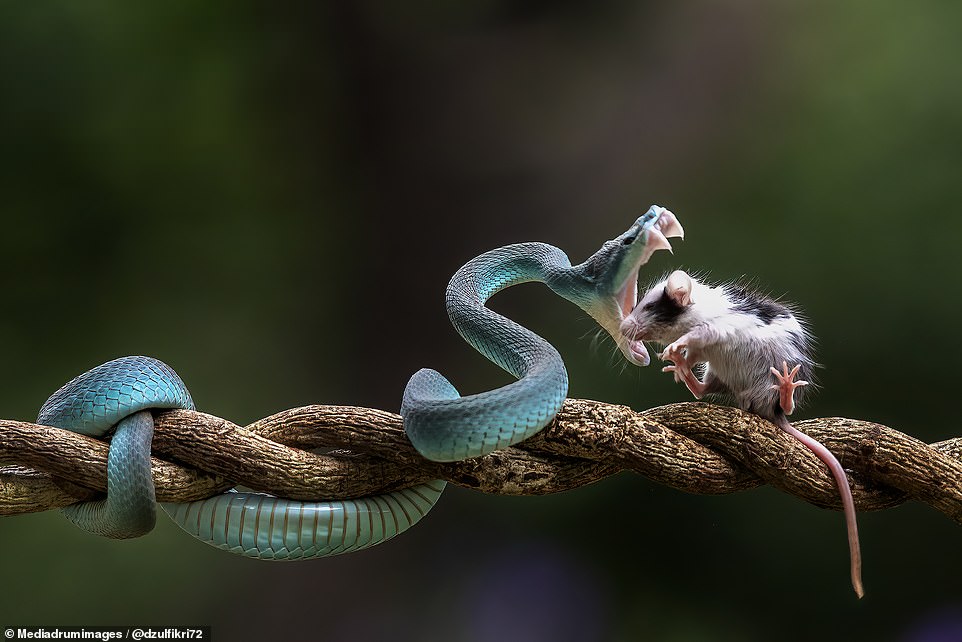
619;269;697;347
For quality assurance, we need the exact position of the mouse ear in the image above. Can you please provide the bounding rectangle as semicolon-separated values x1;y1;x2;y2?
665;270;694;307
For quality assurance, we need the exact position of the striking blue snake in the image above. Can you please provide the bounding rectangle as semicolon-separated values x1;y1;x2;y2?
35;206;681;558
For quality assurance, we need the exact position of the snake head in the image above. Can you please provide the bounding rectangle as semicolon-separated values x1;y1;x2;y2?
573;205;684;366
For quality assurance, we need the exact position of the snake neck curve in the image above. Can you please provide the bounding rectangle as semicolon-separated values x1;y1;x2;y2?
445;242;586;379
403;207;682;462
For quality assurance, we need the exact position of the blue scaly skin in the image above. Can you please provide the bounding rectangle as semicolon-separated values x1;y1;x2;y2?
38;357;193;539
403;205;683;461
36;206;680;555
38;355;444;558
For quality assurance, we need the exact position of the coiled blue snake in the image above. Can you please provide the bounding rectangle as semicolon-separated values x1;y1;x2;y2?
36;206;681;558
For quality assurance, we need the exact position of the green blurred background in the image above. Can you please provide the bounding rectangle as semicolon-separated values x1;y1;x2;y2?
1;2;960;640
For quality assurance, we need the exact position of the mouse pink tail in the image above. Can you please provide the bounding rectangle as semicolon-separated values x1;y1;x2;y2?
777;415;864;599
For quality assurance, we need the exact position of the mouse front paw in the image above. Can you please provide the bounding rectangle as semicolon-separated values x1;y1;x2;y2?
661;364;683;384
660;340;687;364
660;341;707;399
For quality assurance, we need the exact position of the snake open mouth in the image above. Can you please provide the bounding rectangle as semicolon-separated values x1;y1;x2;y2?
616;207;684;366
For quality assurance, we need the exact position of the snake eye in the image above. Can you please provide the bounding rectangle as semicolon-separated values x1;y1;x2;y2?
621;234;637;246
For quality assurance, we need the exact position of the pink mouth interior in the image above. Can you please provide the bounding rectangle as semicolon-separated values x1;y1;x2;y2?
617;271;650;365
613;208;682;368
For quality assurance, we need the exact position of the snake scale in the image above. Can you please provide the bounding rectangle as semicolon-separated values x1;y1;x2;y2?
33;206;681;558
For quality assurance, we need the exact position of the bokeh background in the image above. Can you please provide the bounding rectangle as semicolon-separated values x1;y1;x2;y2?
2;2;961;641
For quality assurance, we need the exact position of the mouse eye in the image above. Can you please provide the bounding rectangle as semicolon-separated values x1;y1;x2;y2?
642;302;655;310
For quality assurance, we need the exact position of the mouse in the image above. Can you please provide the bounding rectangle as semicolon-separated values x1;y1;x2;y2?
620;269;863;598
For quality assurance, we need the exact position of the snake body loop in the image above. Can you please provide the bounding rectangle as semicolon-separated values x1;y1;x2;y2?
33;206;680;556
38;355;443;558
38;356;193;538
403;206;683;462
402;244;572;461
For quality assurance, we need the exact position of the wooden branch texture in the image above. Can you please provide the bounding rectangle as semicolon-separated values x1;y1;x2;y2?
2;398;960;524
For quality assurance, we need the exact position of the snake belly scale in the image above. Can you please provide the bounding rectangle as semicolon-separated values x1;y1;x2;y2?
32;205;680;557
37;355;444;558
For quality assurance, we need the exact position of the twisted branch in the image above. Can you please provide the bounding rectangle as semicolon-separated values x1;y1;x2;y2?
2;399;960;524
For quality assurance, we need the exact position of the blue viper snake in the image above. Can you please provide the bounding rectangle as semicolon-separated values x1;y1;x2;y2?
36;206;681;557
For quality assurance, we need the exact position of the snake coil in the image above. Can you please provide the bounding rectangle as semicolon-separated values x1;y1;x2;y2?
31;206;682;557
